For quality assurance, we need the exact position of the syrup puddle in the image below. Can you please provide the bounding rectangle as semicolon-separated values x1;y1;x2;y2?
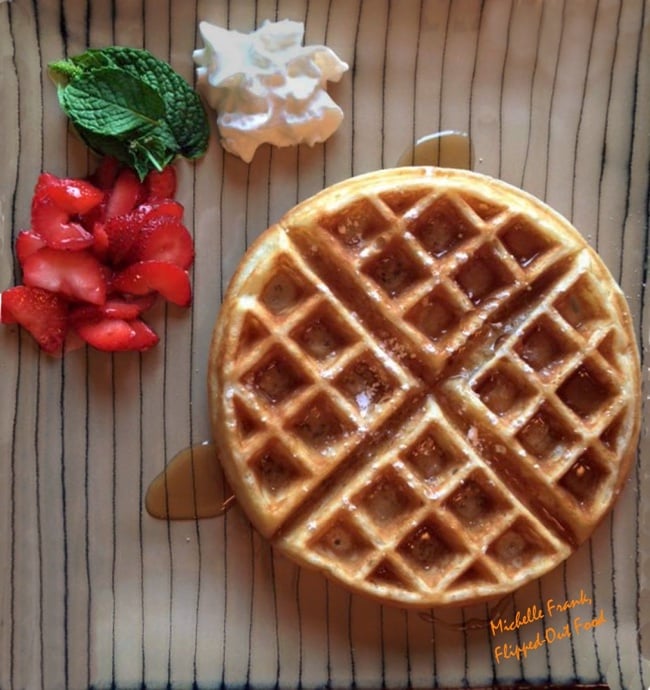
396;130;472;169
145;441;235;520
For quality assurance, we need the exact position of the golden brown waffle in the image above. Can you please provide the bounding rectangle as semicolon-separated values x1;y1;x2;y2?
208;167;641;609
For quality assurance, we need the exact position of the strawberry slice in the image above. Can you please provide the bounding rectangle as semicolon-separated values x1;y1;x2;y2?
131;215;194;268
103;211;142;265
91;222;110;261
74;317;139;351
105;168;144;219
74;316;159;351
0;285;68;354
145;166;177;200
16;230;47;264
44;178;104;215
89;156;121;190
69;294;156;325
138;198;185;221
112;260;192;307
126;318;159;350
31;194;95;250
22;247;107;305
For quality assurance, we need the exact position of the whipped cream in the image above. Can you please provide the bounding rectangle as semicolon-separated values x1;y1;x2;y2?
193;19;349;163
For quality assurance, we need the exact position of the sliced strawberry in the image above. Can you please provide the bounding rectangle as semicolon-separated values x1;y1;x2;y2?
127;318;159;350
0;285;68;354
31;194;95;250
112;260;192;307
33;172;59;197
74;317;138;351
91;222;109;261
105;168;144;219
138;198;185;220
103;212;142;265
145;166;177;200
103;293;157;317
22;247;107;305
78;193;109;231
90;156;121;190
69;294;156;325
74;316;159;352
131;215;194;269
16;230;47;264
45;178;104;215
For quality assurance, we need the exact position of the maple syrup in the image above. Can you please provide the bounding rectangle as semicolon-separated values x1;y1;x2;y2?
145;441;235;520
396;130;472;170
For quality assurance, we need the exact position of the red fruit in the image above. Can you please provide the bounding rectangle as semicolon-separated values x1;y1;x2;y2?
145;166;177;200
139;198;184;220
105;168;144;219
45;178;104;214
31;192;95;250
90;156;121;190
69;294;156;325
74;316;159;352
126;319;159;350
33;172;59;196
0;285;68;354
131;215;194;269
103;211;142;264
92;222;110;261
16;230;47;264
112;260;192;307
22;247;107;305
2;159;193;356
74;317;138;351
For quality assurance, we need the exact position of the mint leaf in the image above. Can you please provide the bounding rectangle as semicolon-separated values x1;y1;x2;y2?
58;67;166;136
83;47;210;159
49;47;209;178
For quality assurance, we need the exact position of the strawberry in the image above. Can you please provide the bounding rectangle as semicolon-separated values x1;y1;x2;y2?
103;211;142;264
126;318;159;350
74;317;139;351
22;247;108;305
2;159;194;355
138;198;184;220
91;222;110;261
112;260;192;307
145;166;177;200
16;230;47;264
44;178;104;215
131;215;194;268
69;294;156;325
74;316;159;351
105;168;144;219
0;285;68;354
31;188;95;250
90;156;121;190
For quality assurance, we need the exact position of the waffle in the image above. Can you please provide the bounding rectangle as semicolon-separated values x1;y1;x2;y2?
208;167;641;609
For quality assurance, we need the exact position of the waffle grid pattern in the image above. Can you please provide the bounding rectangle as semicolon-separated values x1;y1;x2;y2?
212;170;639;607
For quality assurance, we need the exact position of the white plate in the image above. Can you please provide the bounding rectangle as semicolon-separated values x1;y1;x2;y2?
1;1;649;689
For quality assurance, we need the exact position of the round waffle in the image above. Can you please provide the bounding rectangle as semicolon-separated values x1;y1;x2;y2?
208;167;641;609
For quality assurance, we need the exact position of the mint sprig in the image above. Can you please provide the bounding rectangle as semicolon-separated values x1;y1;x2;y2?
49;47;210;179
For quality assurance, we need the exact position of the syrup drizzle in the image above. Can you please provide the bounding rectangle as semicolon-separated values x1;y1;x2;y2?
145;441;235;520
396;130;472;170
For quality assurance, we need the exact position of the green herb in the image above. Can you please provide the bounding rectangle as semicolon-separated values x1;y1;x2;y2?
49;47;210;179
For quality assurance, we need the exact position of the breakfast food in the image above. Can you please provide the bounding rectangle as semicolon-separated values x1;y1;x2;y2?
193;19;348;162
208;167;640;609
1;159;194;354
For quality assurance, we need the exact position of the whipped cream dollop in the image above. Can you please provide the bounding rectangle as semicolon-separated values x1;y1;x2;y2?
193;19;349;163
